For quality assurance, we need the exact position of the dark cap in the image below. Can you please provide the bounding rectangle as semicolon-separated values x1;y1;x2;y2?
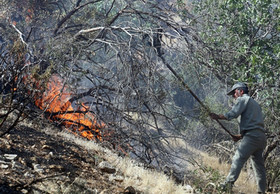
227;82;247;96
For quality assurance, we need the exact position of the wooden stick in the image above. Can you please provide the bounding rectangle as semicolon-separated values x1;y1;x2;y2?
161;57;235;138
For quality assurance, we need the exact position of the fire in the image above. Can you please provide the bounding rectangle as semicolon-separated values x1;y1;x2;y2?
35;74;104;141
8;5;105;141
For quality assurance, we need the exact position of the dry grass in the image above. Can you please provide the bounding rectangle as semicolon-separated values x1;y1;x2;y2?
58;131;193;194
199;151;257;193
54;128;257;193
20;118;193;193
21;119;258;193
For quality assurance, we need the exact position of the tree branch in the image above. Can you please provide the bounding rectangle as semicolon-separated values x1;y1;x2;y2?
54;0;103;36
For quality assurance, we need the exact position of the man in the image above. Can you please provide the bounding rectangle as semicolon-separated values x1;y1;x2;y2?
210;82;267;194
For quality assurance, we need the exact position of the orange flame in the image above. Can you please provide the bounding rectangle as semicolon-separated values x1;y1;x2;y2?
35;75;104;141
25;9;33;23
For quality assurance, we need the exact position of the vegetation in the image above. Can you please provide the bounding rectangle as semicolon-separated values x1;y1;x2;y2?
187;0;280;191
0;0;279;193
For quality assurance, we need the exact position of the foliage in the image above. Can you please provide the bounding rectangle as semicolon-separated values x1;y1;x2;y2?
0;0;195;173
187;163;225;193
192;0;279;85
1;0;279;191
188;0;280;191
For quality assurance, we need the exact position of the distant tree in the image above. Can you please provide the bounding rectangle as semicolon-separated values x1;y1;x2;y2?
186;0;280;191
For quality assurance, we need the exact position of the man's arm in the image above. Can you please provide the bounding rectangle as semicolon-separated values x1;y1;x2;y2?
210;113;243;142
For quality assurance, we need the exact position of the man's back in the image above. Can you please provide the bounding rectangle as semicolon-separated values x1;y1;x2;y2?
240;94;264;133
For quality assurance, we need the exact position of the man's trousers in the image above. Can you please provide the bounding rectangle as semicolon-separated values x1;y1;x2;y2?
226;129;267;193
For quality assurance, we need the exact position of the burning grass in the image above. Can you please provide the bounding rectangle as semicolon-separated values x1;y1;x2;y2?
34;74;105;141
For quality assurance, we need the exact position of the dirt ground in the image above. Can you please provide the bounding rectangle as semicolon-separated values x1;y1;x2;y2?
0;120;132;194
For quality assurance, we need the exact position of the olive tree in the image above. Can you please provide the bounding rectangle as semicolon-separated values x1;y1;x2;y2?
185;0;280;191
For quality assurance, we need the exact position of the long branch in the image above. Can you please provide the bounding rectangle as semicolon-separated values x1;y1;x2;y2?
159;55;234;138
54;0;102;36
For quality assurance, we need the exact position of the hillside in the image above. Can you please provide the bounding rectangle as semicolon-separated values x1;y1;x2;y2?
1;116;261;194
0;117;192;194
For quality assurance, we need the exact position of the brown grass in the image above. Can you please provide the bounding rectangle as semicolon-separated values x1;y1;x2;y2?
199;151;257;193
23;119;257;193
58;131;193;194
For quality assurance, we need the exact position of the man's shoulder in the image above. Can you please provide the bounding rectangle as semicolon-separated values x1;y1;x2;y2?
235;95;251;108
239;94;261;108
237;94;250;102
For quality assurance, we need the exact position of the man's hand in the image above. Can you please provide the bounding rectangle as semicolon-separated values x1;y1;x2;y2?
232;134;242;142
209;113;226;120
210;113;220;120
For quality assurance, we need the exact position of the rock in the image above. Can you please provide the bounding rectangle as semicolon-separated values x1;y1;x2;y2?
109;174;124;182
32;163;44;172
0;137;9;144
21;189;28;194
0;160;8;164
30;157;37;162
124;186;136;194
24;172;35;178
183;185;193;193
11;161;25;169
42;144;51;150
98;161;116;174
4;154;17;160
49;164;63;171
0;164;9;169
5;134;11;140
18;157;27;166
